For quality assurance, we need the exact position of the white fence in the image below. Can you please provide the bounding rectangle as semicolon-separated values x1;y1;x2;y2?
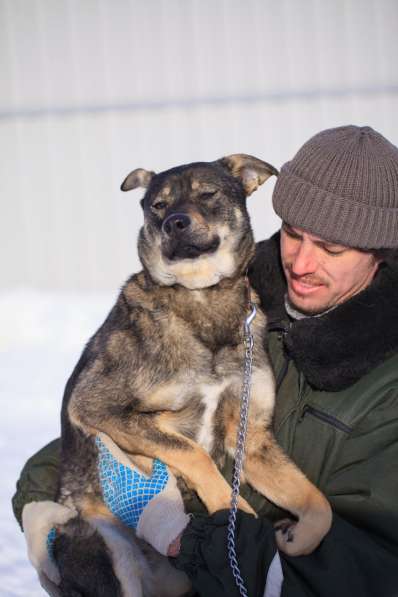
1;0;398;290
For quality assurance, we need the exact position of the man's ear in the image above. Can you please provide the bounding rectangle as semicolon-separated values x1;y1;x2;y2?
120;168;155;192
218;154;278;196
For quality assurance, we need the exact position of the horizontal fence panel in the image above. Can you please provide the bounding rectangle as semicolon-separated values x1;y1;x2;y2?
2;93;398;291
1;0;397;115
1;0;397;291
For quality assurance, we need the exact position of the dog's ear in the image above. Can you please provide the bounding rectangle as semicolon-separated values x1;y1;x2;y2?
218;154;278;196
120;168;155;192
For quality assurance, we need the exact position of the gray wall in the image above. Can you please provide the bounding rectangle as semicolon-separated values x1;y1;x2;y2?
1;0;398;290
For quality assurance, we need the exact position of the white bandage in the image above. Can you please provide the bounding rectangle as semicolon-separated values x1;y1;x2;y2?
22;500;77;585
98;431;190;556
136;473;190;556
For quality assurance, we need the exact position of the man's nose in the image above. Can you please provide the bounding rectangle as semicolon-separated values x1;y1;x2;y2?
290;242;317;275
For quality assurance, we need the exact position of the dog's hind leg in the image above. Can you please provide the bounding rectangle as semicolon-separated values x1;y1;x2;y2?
52;492;149;597
139;540;192;597
89;518;148;597
55;512;191;597
53;516;124;597
90;518;192;597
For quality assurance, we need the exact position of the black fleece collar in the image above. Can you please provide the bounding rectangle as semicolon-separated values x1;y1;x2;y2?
249;233;398;391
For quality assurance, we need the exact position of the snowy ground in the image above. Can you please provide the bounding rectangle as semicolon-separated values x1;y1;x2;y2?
0;290;115;596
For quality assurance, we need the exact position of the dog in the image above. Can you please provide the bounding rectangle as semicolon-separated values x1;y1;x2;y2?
52;154;332;596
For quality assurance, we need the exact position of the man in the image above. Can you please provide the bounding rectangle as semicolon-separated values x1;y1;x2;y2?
13;126;398;596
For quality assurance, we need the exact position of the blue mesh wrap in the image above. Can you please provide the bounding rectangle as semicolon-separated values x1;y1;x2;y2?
95;436;169;529
46;527;56;560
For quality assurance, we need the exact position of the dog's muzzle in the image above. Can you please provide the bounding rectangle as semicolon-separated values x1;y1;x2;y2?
162;213;192;237
161;212;220;260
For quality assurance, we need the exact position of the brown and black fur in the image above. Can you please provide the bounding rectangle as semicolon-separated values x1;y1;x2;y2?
53;155;332;596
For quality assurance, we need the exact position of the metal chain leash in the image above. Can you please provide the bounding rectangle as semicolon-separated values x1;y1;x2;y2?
227;302;257;597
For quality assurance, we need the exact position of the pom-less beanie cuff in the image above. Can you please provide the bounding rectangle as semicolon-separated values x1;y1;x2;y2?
272;126;398;249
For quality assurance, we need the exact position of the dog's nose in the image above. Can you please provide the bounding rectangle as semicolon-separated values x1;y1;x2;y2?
162;213;191;236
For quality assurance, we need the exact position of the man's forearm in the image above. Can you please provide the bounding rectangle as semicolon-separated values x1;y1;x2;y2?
170;510;398;597
172;510;277;597
12;438;61;529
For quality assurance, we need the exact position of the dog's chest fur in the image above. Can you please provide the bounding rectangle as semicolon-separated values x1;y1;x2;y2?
111;272;268;455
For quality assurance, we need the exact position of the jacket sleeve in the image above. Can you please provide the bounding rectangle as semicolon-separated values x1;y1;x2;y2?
279;395;398;597
174;396;398;597
280;513;398;596
174;510;398;597
12;438;61;530
174;510;277;597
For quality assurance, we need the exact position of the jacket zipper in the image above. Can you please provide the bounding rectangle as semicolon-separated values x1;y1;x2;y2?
300;404;353;433
267;321;291;393
275;355;290;393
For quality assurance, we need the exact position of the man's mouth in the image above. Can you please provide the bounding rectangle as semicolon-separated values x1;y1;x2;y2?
165;237;220;261
289;275;326;296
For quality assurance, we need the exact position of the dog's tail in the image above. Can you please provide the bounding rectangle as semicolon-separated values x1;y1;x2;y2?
53;516;123;597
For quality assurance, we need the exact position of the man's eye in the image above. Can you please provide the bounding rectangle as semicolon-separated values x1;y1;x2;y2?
282;225;300;240
323;246;346;256
152;201;167;210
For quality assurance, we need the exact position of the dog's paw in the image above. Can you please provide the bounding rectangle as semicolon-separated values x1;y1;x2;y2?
274;511;331;556
274;518;298;553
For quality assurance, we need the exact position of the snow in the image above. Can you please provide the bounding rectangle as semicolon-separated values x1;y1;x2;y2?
0;290;114;595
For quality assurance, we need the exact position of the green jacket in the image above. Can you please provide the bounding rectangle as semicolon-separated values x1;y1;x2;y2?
12;234;398;596
172;235;398;596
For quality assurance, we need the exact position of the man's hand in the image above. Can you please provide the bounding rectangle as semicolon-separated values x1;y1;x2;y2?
167;532;183;557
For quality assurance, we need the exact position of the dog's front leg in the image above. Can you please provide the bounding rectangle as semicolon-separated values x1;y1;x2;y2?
223;397;332;555
70;402;254;516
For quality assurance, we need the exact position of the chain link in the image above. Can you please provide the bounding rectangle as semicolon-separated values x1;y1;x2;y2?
227;302;257;597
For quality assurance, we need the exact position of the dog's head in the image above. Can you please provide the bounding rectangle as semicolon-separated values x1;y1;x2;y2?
121;155;277;289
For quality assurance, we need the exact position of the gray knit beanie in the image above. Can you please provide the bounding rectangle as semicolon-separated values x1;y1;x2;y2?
272;125;398;248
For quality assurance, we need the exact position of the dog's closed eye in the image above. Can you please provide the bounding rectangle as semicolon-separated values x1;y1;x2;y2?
200;191;217;201
152;201;167;210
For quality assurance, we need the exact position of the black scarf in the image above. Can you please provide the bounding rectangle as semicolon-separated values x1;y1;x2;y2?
249;233;398;391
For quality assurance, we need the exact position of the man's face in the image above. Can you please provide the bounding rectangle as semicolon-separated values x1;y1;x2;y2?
280;222;380;315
